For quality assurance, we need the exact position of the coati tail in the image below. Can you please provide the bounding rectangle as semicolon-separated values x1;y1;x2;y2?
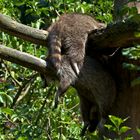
48;35;62;76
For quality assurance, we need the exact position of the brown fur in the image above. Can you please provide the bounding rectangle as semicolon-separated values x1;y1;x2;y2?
44;14;115;135
75;56;116;135
46;13;105;100
47;13;104;71
45;55;116;135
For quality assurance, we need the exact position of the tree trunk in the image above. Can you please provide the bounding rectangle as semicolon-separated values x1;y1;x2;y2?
101;1;140;139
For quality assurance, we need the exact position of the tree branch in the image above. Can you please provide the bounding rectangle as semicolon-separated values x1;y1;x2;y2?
0;13;48;46
1;13;140;52
88;14;140;51
0;45;47;74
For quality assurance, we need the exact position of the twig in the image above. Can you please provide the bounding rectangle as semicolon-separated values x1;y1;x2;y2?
2;60;21;86
12;73;38;107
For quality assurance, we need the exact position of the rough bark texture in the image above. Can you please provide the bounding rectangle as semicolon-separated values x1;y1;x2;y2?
88;14;140;51
101;1;140;139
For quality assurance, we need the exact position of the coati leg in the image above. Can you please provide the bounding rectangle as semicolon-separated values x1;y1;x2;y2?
79;96;101;136
54;87;63;108
54;77;72;108
54;56;79;108
88;106;101;133
79;96;92;136
80;97;91;136
40;74;48;88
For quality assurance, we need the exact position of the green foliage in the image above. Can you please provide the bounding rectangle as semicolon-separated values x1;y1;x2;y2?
122;45;140;85
121;1;140;79
105;115;132;140
0;92;13;105
0;0;140;139
105;116;130;135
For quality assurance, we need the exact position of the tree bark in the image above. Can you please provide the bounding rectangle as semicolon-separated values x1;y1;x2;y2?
0;45;47;74
88;14;140;50
1;13;140;52
100;1;140;139
0;13;48;46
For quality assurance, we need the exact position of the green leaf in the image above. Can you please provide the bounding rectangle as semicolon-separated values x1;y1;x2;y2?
0;92;6;104
134;32;140;38
6;94;13;104
17;136;28;140
120;126;131;134
14;1;25;6
0;107;14;115
0;92;13;104
124;136;134;140
104;124;116;131
109;115;123;128
137;128;140;134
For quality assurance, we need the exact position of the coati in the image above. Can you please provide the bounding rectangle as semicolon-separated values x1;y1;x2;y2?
44;13;115;135
74;56;116;135
45;55;116;135
45;13;105;106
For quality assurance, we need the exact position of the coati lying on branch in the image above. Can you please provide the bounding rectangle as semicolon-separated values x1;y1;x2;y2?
43;13;116;135
44;55;116;135
45;13;105;106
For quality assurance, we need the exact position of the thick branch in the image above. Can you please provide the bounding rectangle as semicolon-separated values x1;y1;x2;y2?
88;14;140;51
0;13;48;46
0;45;47;74
1;13;140;52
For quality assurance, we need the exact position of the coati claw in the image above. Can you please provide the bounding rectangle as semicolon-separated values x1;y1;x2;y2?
71;62;80;76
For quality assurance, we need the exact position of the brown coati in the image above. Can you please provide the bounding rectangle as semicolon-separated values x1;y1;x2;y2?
45;55;116;135
45;13;105;106
74;56;116;135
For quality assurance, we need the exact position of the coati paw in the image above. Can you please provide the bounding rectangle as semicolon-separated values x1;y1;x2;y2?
80;120;98;136
88;124;97;133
